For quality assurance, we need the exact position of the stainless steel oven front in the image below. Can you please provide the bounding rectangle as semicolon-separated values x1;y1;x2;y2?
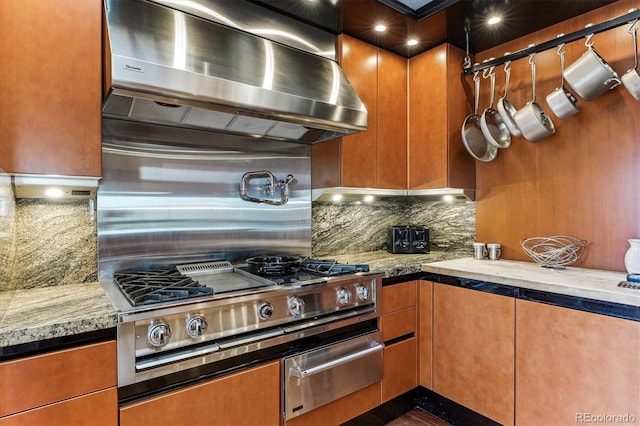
283;330;384;420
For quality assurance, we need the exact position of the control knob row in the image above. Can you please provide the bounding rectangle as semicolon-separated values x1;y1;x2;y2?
147;315;209;347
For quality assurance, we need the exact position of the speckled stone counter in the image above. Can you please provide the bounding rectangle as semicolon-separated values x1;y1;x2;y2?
0;282;117;351
422;258;640;308
324;250;469;278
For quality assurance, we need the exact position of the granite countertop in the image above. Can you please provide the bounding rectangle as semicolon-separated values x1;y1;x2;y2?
1;252;637;351
324;250;469;277
0;282;117;349
422;257;640;308
0;250;443;352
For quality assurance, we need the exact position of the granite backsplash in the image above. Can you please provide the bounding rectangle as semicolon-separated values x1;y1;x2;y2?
0;187;475;290
312;198;476;257
0;198;97;291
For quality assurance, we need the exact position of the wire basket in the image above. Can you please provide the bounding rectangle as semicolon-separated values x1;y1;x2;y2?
520;236;587;269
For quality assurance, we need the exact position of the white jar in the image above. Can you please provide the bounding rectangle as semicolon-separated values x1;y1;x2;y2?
623;239;640;274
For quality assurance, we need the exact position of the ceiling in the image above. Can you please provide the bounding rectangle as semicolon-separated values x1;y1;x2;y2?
251;0;619;57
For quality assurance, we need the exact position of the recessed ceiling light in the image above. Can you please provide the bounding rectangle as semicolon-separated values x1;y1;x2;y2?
487;16;501;25
374;24;387;32
407;38;418;46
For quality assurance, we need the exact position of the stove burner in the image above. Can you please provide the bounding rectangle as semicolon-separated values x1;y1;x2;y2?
114;269;213;306
299;259;369;276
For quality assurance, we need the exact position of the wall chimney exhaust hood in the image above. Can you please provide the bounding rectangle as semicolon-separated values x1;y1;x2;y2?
102;0;367;143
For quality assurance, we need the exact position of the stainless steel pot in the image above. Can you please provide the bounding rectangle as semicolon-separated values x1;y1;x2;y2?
622;17;640;101
546;42;580;119
480;66;511;148
514;53;555;142
496;60;522;137
462;71;498;162
563;32;621;101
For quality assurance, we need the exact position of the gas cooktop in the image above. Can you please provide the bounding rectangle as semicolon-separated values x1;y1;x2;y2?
109;258;371;308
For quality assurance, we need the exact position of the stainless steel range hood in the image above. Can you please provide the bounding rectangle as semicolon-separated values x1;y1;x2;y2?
102;0;367;143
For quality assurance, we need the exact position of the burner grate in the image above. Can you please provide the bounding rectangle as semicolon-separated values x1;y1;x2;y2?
114;269;213;306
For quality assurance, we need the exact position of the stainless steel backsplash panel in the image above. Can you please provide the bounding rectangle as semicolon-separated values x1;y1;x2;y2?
98;119;311;278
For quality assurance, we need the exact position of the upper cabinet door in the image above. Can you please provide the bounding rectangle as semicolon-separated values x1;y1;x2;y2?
312;36;408;190
408;44;475;190
377;49;408;189
339;35;378;188
0;0;102;176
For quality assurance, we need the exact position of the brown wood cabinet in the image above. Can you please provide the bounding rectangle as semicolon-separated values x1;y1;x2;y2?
433;283;515;426
515;300;640;426
0;0;101;176
418;280;433;388
382;337;417;403
120;360;280;426
0;341;116;419
312;35;407;189
0;388;117;426
408;43;475;190
284;383;381;426
380;281;417;403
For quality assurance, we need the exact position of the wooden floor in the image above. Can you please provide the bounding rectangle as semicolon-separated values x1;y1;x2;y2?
384;408;451;426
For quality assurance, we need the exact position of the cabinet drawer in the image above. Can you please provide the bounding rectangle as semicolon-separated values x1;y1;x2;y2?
0;388;117;426
284;382;381;426
382;281;416;314
120;361;280;426
0;341;116;417
382;337;417;403
381;306;416;342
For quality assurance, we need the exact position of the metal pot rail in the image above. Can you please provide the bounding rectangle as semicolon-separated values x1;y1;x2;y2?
464;8;640;75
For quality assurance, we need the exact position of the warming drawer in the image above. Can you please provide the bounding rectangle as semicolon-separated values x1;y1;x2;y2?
282;330;383;419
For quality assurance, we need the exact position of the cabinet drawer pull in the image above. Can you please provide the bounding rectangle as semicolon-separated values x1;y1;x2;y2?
289;344;383;379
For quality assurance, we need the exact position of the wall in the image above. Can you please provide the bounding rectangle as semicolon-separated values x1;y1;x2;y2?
473;0;639;271
312;199;476;256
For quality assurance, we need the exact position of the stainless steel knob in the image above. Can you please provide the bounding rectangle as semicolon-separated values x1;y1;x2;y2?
356;285;370;301
258;302;274;320
186;315;208;338
288;297;305;316
337;288;352;305
148;321;172;347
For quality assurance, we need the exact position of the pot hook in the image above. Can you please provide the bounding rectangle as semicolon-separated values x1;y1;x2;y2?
556;35;567;86
483;62;496;108
473;70;480;114
528;49;537;103
502;56;512;99
628;13;639;71
584;24;595;48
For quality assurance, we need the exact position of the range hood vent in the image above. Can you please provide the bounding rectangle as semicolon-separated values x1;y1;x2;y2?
312;187;476;202
102;0;367;143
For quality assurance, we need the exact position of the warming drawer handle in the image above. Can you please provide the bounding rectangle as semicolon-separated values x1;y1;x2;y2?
289;344;383;379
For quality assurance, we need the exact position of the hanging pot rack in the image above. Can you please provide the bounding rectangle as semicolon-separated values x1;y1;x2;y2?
463;8;640;75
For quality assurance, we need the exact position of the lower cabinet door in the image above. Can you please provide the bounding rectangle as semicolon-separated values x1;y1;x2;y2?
433;283;515;426
516;300;640;426
382;337;417;403
0;388;117;426
284;382;381;426
119;361;280;426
